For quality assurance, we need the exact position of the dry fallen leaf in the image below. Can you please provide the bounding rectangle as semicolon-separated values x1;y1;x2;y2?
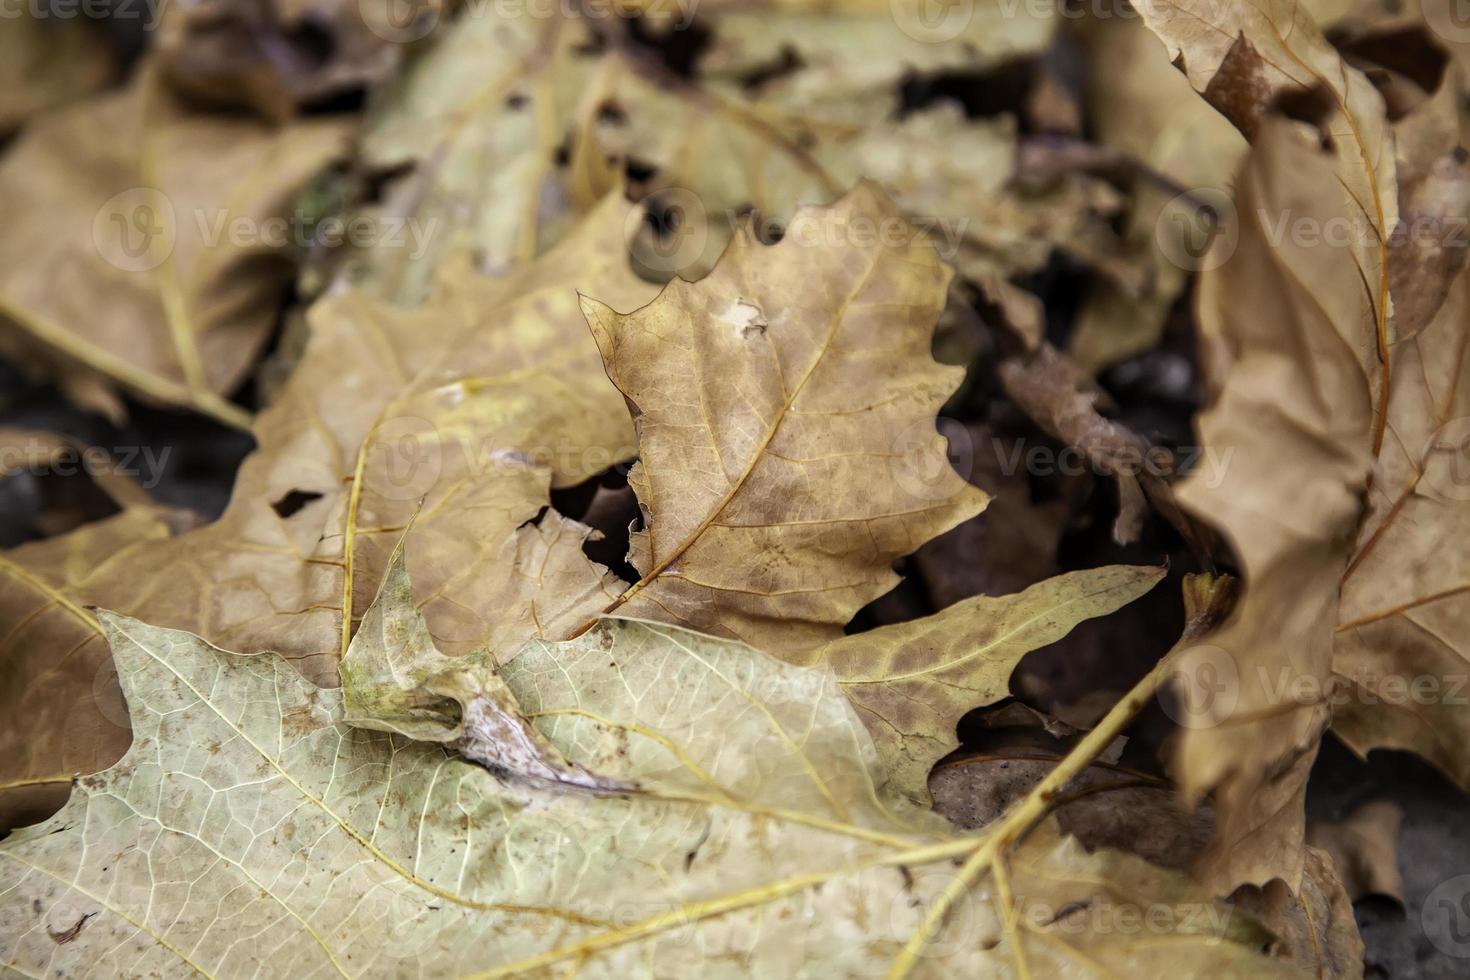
580;181;988;652
0;611;1301;978
792;564;1166;808
1135;0;1397;446
0;191;655;833
1162;21;1470;895
1167;117;1377;893
0;65;349;427
354;537;1164;813
1332;202;1470;788
1308;800;1406;904
0;508;181;832
0;12;117;136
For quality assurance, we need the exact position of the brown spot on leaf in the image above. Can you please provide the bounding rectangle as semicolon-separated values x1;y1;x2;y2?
1202;33;1273;139
48;912;95;944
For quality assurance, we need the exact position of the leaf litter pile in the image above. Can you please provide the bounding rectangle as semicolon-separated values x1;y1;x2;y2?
2;1;1469;977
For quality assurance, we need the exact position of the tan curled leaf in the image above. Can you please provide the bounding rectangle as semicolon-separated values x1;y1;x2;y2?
0;612;1299;978
1308;800;1405;904
999;343;1162;544
1332;192;1470;787
793;564;1166;809
0;65;348;427
1175;68;1470;891
578;181;988;653
1169;118;1377;893
1135;0;1397;447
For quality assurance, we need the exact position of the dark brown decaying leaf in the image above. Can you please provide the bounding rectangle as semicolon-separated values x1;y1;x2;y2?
999;342;1183;545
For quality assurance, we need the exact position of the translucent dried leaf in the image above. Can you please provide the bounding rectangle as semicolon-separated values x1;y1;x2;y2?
0;613;1300;978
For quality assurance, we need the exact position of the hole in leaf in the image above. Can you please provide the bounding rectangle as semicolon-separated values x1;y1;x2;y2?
270;489;323;519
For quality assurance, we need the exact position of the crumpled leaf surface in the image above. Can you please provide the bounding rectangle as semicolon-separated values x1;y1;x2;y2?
0;191;656;834
1165;25;1470;890
1134;0;1397;444
350;2;1133;301
1168;118;1377;893
347;528;1163;812
342;538;632;793
0;612;1301;978
580;181;988;652
1333;258;1470;785
0;66;349;426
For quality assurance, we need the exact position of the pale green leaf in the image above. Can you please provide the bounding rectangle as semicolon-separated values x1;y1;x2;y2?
0;613;1297;978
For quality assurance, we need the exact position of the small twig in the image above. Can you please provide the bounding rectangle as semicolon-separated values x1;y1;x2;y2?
887;574;1236;978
